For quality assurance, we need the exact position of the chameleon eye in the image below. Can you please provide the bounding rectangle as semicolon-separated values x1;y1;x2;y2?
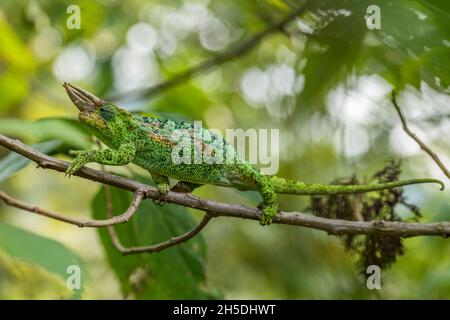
99;107;115;121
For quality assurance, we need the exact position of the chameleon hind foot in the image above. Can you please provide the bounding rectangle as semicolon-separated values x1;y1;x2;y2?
255;178;278;226
153;183;170;206
151;173;171;206
259;205;278;226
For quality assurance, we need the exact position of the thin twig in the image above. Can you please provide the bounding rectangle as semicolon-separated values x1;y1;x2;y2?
96;139;129;252
111;212;212;255
109;5;306;101
103;185;130;253
391;90;450;180
0;133;449;238
0;189;144;228
120;213;211;255
104;183;212;255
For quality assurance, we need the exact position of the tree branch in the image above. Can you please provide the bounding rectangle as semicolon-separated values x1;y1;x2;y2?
391;91;450;180
119;213;211;255
109;5;306;101
1;133;449;239
0;189;144;228
103;185;212;255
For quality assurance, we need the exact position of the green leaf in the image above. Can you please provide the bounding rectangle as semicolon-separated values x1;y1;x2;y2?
149;84;212;121
0;72;29;111
0;222;87;299
0;140;62;182
297;0;450;108
0;117;91;149
0;14;35;70
92;177;216;299
300;1;368;109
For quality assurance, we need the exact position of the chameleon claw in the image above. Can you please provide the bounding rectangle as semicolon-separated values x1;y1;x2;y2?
65;163;81;178
153;193;168;206
153;184;170;206
259;206;278;226
259;215;272;226
65;168;74;178
259;210;272;226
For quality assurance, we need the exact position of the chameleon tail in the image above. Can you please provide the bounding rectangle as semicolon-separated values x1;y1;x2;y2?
270;176;445;195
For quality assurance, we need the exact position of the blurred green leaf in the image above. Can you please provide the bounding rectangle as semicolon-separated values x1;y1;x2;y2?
0;13;35;70
0;139;61;182
0;11;34;110
0;72;29;111
92;177;216;299
0;222;87;299
298;0;450;108
0;117;91;149
301;18;366;108
0;248;74;299
150;84;212;120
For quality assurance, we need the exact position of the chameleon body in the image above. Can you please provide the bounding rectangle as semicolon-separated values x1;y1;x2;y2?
63;83;444;225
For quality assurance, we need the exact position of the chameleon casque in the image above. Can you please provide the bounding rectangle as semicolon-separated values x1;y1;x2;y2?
63;83;444;225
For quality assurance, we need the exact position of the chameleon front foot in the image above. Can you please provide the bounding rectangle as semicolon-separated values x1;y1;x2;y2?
65;150;91;177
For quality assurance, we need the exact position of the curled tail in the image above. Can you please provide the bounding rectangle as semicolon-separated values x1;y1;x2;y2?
270;176;445;195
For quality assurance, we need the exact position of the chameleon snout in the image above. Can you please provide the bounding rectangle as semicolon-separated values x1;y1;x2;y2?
63;82;105;112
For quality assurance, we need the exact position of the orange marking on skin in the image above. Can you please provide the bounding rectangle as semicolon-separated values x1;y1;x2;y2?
148;133;177;147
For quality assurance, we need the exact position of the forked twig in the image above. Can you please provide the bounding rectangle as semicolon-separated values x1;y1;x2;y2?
103;184;211;255
391;91;450;180
0;189;144;228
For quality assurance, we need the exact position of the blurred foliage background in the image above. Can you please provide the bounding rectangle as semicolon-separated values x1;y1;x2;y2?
0;0;449;299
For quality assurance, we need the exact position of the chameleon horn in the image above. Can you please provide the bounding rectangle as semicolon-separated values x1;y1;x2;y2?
63;82;104;112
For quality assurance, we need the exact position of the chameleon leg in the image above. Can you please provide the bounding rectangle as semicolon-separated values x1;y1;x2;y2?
66;142;136;176
256;177;278;226
152;173;171;194
151;172;171;206
171;181;202;193
235;163;278;225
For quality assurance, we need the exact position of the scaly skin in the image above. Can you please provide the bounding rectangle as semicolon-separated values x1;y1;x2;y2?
63;83;445;225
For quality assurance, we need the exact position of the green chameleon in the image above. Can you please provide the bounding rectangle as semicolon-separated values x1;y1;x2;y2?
63;83;444;225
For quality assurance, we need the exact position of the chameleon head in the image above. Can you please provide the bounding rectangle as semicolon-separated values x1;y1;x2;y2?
63;82;133;137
